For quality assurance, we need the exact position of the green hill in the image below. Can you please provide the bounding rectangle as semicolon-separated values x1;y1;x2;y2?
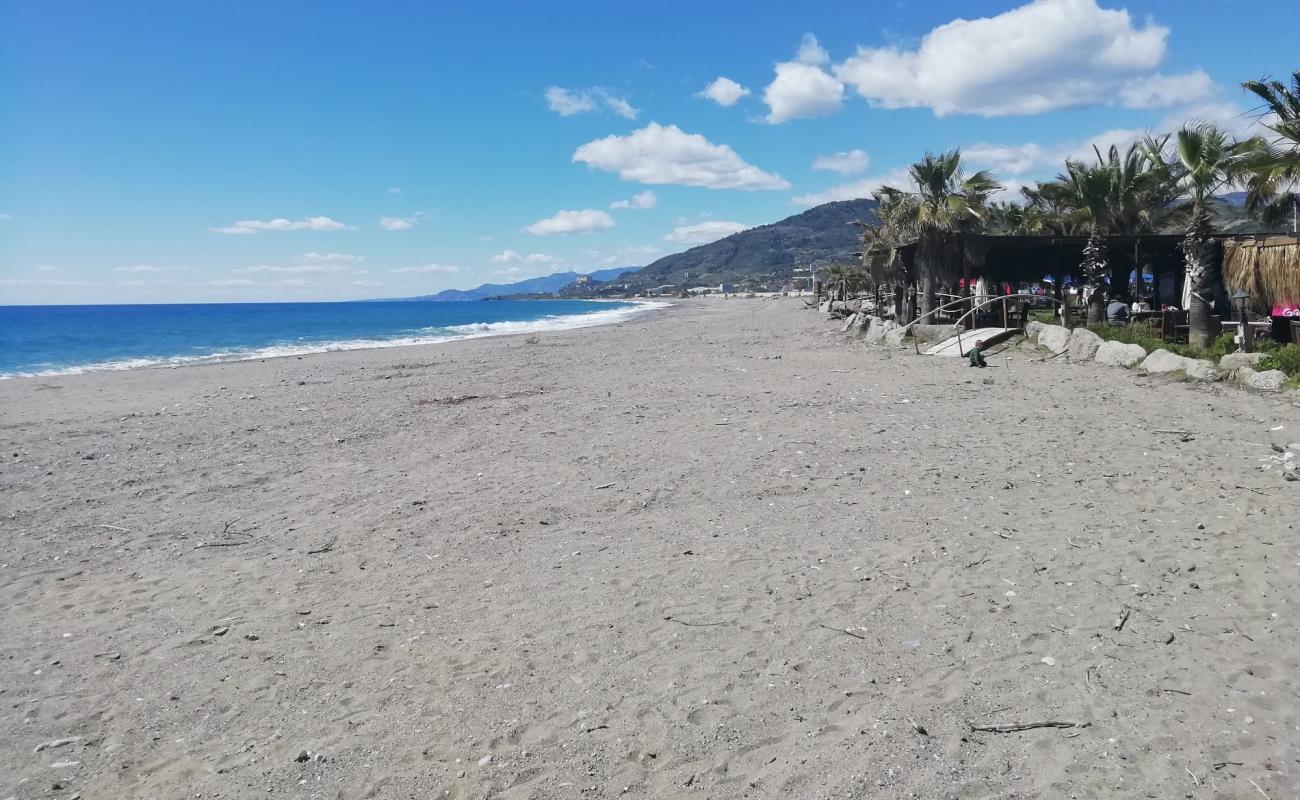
627;199;879;288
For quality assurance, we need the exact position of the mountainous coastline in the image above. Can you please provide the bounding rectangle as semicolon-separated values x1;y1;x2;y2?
399;267;636;301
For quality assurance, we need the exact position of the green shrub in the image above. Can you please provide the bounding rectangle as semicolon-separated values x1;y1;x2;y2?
1258;345;1300;377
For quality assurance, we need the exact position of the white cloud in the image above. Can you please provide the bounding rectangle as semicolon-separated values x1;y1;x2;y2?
697;77;751;107
387;186;402;194
796;32;830;66
114;264;188;273
0;212;11;221
491;266;542;278
492;249;561;264
813;149;870;174
522;209;616;236
791;168;913;207
35;265;60;272
296;252;362;264
209;278;254;287
380;216;417;231
0;278;92;287
763;48;844;123
664;220;751;246
389;264;461;274
351;279;383;287
235;264;349;274
276;278;310;287
545;86;639;119
835;0;1173;117
1119;70;1217;109
586;244;663;266
211;216;352;234
573;122;789;191
609;190;657;210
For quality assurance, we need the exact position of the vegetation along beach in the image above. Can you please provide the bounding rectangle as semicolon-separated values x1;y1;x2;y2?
4;1;1300;798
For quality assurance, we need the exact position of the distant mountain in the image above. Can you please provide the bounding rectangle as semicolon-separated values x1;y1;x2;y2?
627;199;879;287
400;267;637;301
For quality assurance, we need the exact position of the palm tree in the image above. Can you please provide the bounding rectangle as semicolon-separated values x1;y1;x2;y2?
881;151;1001;317
1146;123;1253;348
822;263;852;304
856;187;920;319
1059;159;1116;324
1241;71;1300;230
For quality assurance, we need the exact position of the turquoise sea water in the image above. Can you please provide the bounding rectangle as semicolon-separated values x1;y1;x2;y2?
0;299;654;378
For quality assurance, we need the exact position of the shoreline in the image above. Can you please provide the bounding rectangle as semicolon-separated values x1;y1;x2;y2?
2;299;1296;798
0;298;671;381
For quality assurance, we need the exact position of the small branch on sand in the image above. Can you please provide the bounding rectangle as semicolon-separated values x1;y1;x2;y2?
966;720;1090;734
1247;778;1272;799
1153;429;1193;435
1161;687;1192;696
1213;762;1243;770
307;538;337;555
1234;485;1273;496
98;524;131;532
195;541;250;549
965;554;990;568
594;483;616;490
816;623;868;640
664;615;728;627
1114;607;1132;632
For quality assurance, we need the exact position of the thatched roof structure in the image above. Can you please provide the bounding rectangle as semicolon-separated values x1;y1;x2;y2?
1223;235;1300;307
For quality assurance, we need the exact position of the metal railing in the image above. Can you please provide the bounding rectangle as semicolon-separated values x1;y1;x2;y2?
900;293;1067;355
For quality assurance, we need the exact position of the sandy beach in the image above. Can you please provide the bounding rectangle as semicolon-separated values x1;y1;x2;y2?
2;299;1298;799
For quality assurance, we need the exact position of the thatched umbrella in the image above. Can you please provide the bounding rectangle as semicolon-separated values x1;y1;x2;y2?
1223;235;1300;312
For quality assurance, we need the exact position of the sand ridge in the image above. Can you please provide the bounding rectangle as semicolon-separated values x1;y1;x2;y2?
1;299;1297;798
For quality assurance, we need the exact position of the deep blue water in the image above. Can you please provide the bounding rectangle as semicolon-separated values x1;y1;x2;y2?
0;299;650;378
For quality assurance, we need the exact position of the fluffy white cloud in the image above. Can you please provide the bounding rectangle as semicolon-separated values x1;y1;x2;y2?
573;123;789;191
609;190;657;210
389;264;461;274
812;149;870;174
211;216;352;234
492;249;561;264
235;264;349;274
835;0;1171;117
351;279;383;287
664;220;751;246
1118;70;1217;109
764;35;844;123
380;216;417;231
697;77;751;107
296;252;362;263
275;278;310;287
545;86;639;119
522;209;616;236
790;168;913;207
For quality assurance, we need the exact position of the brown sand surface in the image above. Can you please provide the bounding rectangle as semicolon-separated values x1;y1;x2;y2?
2;299;1298;799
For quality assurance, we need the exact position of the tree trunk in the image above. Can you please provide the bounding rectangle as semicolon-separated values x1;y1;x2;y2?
1081;226;1108;326
1184;202;1215;350
916;230;942;319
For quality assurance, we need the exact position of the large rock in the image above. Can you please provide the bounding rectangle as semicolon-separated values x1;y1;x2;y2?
1140;349;1222;381
1219;352;1266;371
841;312;860;333
1095;340;1147;368
1025;320;1047;338
818;300;833;314
1037;324;1071;354
883;326;912;347
1067;328;1104;361
1237;367;1288;392
861;318;898;344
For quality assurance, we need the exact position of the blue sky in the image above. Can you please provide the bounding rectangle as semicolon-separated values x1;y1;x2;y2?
1;0;1294;304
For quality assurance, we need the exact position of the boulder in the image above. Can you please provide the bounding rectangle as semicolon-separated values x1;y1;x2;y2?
1037;324;1071;354
861;318;898;344
848;313;872;336
1219;352;1266;371
1067;328;1104;361
1025;320;1046;338
841;313;860;333
1237;367;1288;392
818;300;833;314
1140;349;1222;380
1095;341;1146;368
883;326;912;347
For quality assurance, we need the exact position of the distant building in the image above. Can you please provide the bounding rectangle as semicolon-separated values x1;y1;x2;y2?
575;275;590;285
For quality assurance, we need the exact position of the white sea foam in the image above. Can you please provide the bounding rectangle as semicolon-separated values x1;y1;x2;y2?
1;300;669;379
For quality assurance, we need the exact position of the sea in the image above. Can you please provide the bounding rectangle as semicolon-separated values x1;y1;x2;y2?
0;299;659;379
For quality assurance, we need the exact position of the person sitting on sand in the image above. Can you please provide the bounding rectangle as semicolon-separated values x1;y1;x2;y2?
966;340;988;368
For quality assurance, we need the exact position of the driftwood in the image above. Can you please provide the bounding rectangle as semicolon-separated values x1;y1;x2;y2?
817;623;869;640
966;720;1090;734
307;538;337;555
